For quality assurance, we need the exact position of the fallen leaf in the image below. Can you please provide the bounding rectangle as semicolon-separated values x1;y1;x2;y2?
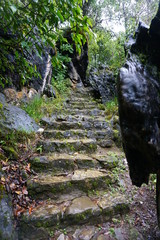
9;182;16;190
15;190;22;195
22;186;28;195
1;177;5;182
29;207;32;214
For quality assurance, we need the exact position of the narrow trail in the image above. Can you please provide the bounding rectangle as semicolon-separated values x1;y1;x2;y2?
18;86;157;240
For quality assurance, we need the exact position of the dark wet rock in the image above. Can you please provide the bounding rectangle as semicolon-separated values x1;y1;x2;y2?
58;28;88;85
0;93;39;133
43;83;56;98
118;54;160;186
1;31;53;92
0;184;17;240
87;67;116;103
98;139;113;148
118;4;160;187
18;225;49;240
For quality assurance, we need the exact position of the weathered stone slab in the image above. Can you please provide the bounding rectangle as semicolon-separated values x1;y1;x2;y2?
29;153;101;172
27;169;115;199
39;138;97;154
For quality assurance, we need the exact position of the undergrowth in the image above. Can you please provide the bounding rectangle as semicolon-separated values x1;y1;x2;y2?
22;78;71;122
104;97;118;116
0;128;35;160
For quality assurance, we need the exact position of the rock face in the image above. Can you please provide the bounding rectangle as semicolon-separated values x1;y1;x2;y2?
0;28;53;93
28;47;53;93
58;29;88;85
118;4;160;187
87;67;116;103
0;93;39;133
0;190;18;240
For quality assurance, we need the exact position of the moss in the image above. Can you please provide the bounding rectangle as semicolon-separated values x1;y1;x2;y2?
0;153;6;161
55;132;63;139
98;104;105;110
114;203;129;215
113;130;122;148
138;53;148;65
2;146;19;160
88;143;97;153
0;184;5;201
34;157;41;163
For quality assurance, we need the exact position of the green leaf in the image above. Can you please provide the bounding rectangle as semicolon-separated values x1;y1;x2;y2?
57;10;64;22
10;5;17;13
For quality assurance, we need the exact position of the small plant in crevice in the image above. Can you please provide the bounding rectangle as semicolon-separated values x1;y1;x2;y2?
105;97;118;117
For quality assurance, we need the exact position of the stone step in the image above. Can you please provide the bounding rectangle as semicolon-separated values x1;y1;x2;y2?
63;108;105;116
19;193;129;239
64;103;97;110
42;114;106;123
43;129;112;140
29;153;119;173
48;108;105;117
67;99;97;104
41;119;109;131
39;138;97;154
27;169;118;200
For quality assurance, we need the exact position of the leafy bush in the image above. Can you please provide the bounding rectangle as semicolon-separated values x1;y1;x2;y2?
88;29;125;76
0;0;91;87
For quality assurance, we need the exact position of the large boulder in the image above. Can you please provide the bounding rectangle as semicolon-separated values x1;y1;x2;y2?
118;4;160;187
0;93;39;133
88;67;116;103
0;183;18;240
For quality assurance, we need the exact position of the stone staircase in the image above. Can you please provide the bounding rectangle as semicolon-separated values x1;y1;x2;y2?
18;86;130;240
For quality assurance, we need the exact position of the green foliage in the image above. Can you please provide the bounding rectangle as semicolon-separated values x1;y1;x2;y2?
51;44;72;94
83;0;105;28
105;98;118;115
0;128;35;159
0;0;91;87
22;94;66;122
52;78;71;95
88;29;125;75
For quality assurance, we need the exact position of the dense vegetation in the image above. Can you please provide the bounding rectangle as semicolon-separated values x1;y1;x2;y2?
0;0;159;89
0;0;91;87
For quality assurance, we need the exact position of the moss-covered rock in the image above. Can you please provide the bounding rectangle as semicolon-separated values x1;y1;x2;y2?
2;146;19;160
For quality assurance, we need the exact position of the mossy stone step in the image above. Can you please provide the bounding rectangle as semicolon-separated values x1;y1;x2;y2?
64;103;97;110
19;193;129;239
27;169;117;199
41;120;109;131
43;129;112;141
67;99;98;105
29;153;119;173
63;108;105;116
39;138;97;154
29;153;101;172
